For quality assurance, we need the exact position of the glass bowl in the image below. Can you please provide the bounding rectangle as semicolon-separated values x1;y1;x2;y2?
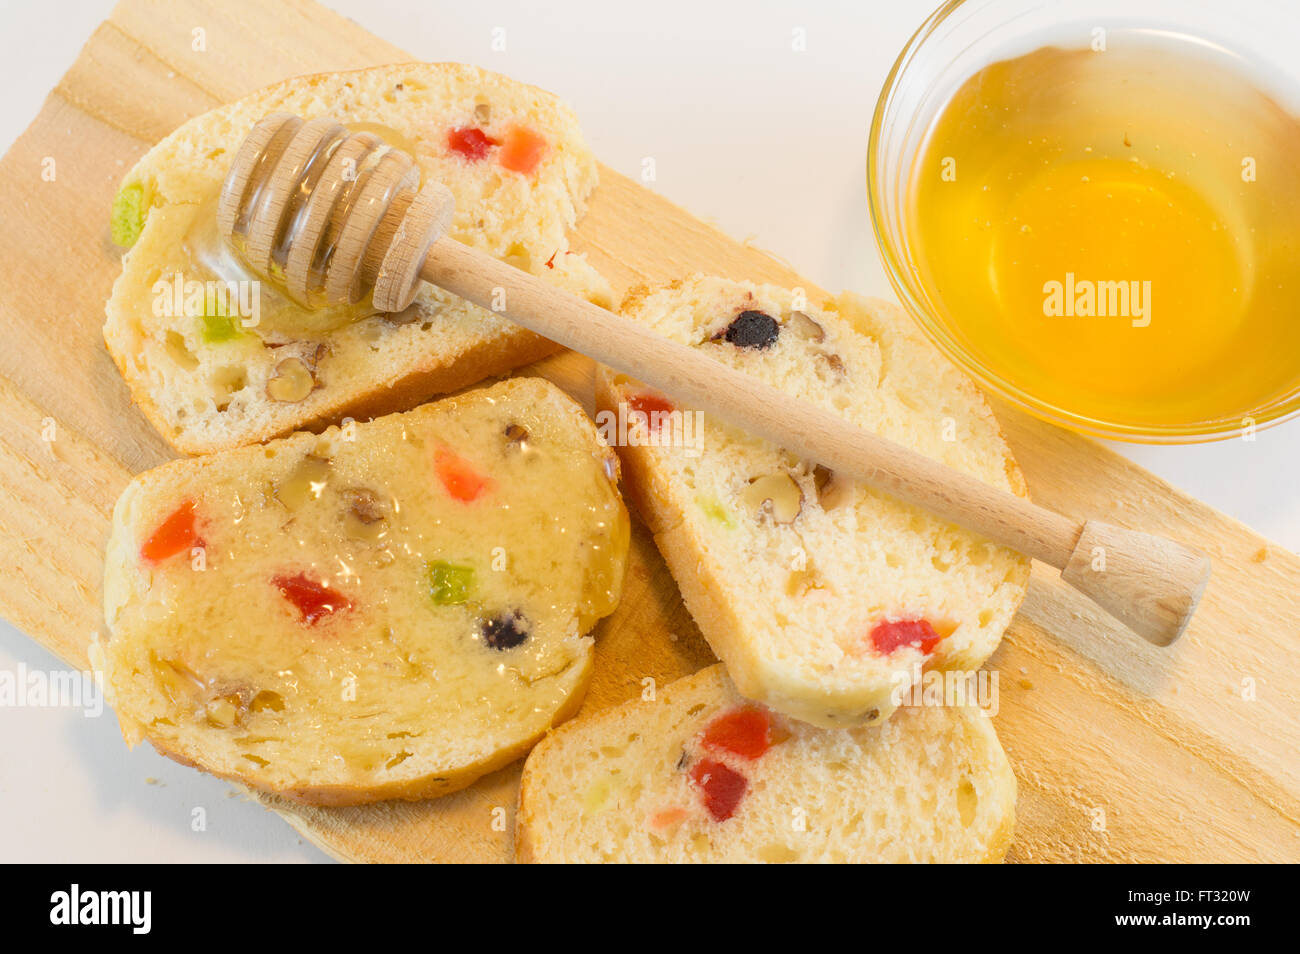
867;0;1300;442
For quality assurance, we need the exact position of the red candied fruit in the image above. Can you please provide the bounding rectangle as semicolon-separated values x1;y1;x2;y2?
870;618;942;656
273;573;352;625
498;125;547;175
141;501;203;564
701;706;778;760
447;126;499;161
434;447;492;503
689;758;748;822
628;392;675;433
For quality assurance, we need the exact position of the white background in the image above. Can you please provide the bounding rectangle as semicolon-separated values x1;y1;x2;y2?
0;0;1296;862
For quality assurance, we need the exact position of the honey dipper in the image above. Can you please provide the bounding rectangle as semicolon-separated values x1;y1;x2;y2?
217;112;1211;646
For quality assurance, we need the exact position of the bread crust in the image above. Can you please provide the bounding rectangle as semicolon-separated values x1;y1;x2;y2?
143;665;591;807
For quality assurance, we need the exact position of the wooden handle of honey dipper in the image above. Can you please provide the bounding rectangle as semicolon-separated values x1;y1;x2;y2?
218;113;1211;646
418;238;1209;645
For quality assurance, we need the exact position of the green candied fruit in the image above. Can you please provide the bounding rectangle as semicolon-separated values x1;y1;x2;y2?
109;183;147;248
697;496;735;528
200;296;241;343
428;560;475;605
201;312;240;342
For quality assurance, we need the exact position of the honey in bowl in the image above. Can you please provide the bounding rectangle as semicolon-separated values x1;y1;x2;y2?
907;32;1300;434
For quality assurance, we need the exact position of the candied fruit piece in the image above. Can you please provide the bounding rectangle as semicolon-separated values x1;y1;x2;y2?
141;501;202;564
428;560;474;605
434;447;492;502
700;706;779;760
498;125;547;175
627;392;675;433
869;618;941;656
273;573;352;625
200;309;241;343
689;758;747;822
697;496;735;528
723;310;780;350
110;183;148;248
647;807;690;831
447;126;499;161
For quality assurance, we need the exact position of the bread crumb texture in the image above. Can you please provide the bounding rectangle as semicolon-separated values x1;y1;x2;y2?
517;665;1017;863
105;63;612;454
596;276;1030;727
92;378;629;805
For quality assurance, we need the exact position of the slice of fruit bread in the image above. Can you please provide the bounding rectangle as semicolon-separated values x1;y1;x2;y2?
105;62;612;454
516;664;1017;863
595;276;1030;728
91;378;629;806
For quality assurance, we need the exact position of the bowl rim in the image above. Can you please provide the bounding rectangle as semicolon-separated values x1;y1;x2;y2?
865;0;1300;444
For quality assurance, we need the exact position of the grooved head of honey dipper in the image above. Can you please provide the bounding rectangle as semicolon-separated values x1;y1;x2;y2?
217;112;455;312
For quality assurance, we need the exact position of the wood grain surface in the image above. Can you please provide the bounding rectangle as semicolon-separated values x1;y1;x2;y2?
0;0;1295;863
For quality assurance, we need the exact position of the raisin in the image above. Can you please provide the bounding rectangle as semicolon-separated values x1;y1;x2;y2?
722;310;780;350
481;612;530;650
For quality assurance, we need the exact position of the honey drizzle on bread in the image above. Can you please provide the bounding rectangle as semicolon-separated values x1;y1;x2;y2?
93;378;629;806
104;63;612;454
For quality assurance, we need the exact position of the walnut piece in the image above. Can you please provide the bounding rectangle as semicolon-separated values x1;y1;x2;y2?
819;352;847;375
266;356;315;402
787;310;825;342
504;423;530;448
276;454;331;512
741;472;803;524
343;488;388;542
813;464;851;510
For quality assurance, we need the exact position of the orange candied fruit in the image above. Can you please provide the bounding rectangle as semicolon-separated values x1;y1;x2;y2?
627;392;675;433
434;446;493;503
140;501;202;564
497;125;547;175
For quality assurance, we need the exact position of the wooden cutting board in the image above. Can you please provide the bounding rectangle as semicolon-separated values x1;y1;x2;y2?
1;0;1296;864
